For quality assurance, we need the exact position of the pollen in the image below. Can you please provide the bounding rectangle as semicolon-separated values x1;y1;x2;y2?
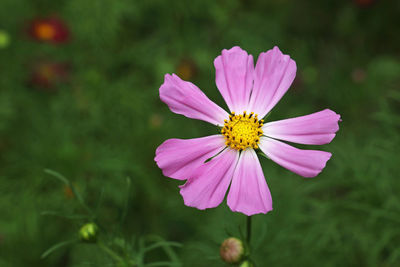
221;111;264;151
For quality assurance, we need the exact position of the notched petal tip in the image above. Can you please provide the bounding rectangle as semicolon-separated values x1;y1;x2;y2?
159;71;228;125
230;206;273;216
223;46;246;53
227;149;273;216
249;46;297;118
214;46;250;65
259;137;334;178
303;152;332;178
273;45;279;50
162;73;175;83
324;108;342;132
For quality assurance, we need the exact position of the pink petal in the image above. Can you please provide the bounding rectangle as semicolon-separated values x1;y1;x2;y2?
180;148;239;210
214;46;254;113
248;46;297;118
259;137;332;178
160;74;229;126
263;109;341;145
227;149;272;216
155;135;226;180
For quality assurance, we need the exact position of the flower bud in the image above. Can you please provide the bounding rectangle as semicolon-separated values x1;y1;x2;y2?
240;260;254;267
0;30;10;49
79;222;98;243
220;237;244;264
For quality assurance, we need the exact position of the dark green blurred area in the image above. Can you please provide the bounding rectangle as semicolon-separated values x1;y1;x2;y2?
1;0;400;266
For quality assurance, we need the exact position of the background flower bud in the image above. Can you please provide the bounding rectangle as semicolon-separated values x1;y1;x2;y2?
0;30;10;49
220;237;244;264
240;260;254;267
79;222;98;243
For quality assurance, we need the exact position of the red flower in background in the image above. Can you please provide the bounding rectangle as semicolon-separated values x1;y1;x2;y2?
353;0;376;7
29;61;70;90
28;17;70;44
176;58;198;81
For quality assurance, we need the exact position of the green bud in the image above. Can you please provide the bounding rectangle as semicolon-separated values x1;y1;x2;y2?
240;260;254;267
79;222;98;243
220;237;244;264
0;30;10;49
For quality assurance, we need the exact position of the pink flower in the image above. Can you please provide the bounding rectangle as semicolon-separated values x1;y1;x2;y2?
155;46;341;216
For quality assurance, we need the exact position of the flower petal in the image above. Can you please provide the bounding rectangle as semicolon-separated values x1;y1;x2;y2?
248;46;297;118
227;149;272;216
263;109;341;145
160;74;229;126
155;135;226;180
259;137;332;178
179;148;239;210
214;46;254;113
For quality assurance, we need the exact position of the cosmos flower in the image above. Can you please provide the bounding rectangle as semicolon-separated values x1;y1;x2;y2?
155;46;341;216
29;61;70;90
28;17;70;44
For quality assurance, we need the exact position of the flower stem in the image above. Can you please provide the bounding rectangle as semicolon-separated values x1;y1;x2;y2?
246;215;252;246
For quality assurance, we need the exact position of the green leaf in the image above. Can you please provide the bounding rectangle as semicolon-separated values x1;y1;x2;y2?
145;236;182;264
144;262;180;267
120;177;132;225
143;241;182;253
44;169;94;217
41;239;77;259
41;211;91;220
44;169;69;185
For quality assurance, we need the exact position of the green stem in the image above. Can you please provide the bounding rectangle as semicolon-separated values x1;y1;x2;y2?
246;215;252;245
98;241;126;264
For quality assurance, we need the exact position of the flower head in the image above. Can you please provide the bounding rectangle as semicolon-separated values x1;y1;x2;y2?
220;237;244;263
155;46;341;216
29;61;70;90
28;17;70;44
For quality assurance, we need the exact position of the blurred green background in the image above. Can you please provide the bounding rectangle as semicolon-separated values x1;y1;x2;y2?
1;0;400;266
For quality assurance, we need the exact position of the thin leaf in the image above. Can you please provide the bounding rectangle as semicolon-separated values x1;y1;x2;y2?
120;177;131;225
143;241;182;253
95;186;105;215
41;239;77;259
145;236;181;264
44;169;93;217
44;169;69;185
41;211;90;220
144;262;180;267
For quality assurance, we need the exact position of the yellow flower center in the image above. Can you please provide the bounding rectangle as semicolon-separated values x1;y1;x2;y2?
221;112;263;151
36;23;55;40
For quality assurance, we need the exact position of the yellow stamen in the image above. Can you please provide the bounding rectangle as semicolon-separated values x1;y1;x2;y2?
221;112;263;151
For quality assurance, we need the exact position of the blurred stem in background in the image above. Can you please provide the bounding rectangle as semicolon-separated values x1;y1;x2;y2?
97;241;130;265
246;216;252;246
